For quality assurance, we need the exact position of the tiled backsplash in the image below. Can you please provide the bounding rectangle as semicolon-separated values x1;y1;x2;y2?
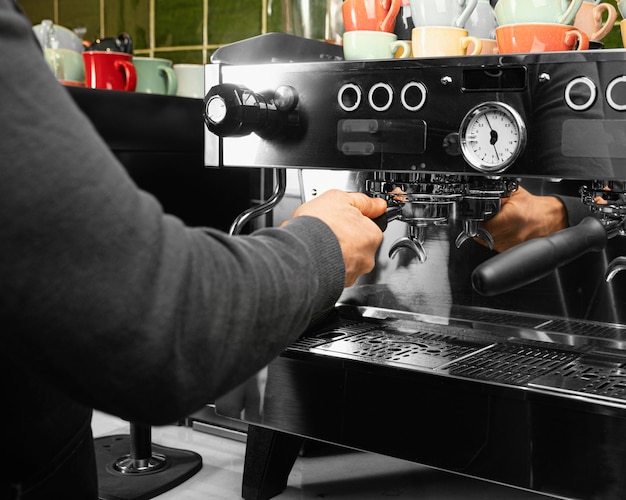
20;0;284;63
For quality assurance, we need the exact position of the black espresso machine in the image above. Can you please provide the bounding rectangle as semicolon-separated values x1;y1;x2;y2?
203;35;626;500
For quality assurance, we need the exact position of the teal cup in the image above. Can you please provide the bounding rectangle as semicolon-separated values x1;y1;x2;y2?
44;48;85;83
343;30;411;60
494;0;584;25
132;57;178;95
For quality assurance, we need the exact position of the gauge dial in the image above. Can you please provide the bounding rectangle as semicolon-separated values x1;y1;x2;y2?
459;102;526;173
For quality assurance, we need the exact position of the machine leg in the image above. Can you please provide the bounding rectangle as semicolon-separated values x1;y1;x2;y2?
242;425;304;500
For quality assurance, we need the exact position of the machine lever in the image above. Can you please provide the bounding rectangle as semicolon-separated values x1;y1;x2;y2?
471;217;608;296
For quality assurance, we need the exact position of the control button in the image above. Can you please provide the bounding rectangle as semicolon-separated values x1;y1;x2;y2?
338;83;362;112
401;81;427;112
368;82;393;112
565;76;596;111
607;76;626;111
206;95;228;124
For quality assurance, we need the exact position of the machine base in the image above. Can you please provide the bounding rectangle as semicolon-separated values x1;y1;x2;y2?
94;434;202;500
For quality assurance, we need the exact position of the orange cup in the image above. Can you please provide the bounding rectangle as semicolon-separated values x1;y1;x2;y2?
342;0;402;33
495;23;589;54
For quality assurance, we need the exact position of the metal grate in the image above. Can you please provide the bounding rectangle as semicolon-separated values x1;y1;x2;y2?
444;344;580;385
530;359;626;402
309;327;486;370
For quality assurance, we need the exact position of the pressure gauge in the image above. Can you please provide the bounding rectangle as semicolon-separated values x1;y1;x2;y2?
459;102;527;173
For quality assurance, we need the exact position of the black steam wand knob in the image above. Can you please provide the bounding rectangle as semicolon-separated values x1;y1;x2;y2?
204;83;298;138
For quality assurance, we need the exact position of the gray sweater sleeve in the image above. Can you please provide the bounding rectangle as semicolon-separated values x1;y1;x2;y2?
0;3;345;424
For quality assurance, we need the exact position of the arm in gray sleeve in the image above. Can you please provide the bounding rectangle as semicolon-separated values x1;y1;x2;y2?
0;2;345;424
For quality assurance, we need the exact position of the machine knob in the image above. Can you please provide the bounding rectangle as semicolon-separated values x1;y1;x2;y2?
204;83;298;138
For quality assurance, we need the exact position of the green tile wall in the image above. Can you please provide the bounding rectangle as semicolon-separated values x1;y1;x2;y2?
17;0;626;63
19;0;284;64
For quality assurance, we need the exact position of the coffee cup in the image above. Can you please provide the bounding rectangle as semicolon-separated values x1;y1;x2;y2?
83;51;137;91
133;57;177;95
467;37;498;55
411;26;482;57
342;0;402;33
44;48;85;83
343;30;411;59
173;64;205;98
495;23;589;53
410;0;478;29
573;1;617;42
494;0;584;26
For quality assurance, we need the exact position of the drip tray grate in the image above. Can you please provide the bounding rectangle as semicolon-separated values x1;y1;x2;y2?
443;343;580;385
530;359;626;403
309;328;485;370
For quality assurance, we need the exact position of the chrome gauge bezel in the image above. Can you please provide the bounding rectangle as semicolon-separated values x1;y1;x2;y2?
459;101;527;174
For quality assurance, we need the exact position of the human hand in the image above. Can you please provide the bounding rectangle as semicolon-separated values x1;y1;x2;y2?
285;190;387;286
478;186;568;253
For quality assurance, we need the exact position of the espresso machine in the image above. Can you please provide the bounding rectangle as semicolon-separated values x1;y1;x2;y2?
202;36;626;500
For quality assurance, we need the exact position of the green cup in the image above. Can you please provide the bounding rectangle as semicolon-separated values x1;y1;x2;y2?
494;0;584;25
132;57;178;95
343;30;411;60
44;48;85;83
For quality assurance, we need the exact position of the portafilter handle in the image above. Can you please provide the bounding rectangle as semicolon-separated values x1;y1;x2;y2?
471;217;608;296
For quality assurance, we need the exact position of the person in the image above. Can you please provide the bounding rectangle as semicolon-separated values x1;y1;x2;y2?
0;1;387;498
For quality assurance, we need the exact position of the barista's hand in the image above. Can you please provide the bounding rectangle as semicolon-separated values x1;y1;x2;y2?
478;186;568;253
285;190;387;287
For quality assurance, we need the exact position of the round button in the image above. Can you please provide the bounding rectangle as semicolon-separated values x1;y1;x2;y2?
564;77;596;111
607;76;626;111
206;95;228;124
338;83;362;112
401;81;427;112
368;82;393;112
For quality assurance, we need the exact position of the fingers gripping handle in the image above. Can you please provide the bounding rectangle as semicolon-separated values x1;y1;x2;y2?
471;217;608;296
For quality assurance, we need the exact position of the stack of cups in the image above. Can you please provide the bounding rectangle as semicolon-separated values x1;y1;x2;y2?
464;0;499;54
494;0;590;54
409;0;483;57
342;0;412;60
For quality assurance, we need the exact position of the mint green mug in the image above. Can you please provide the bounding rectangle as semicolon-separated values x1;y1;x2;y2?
495;0;584;26
343;30;411;60
132;57;178;95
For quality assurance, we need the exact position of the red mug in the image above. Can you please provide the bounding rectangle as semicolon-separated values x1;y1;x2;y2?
82;51;137;91
342;0;402;33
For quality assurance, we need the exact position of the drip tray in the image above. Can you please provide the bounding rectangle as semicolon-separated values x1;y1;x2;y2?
309;328;486;370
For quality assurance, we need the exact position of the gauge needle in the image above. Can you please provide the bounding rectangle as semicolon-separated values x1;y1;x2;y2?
484;115;500;160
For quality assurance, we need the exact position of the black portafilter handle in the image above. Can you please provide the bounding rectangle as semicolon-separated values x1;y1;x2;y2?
471;217;608;296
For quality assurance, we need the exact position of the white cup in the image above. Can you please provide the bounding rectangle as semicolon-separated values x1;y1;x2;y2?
173;64;205;99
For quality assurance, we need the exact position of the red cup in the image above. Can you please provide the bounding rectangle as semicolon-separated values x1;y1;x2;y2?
342;0;402;33
82;51;137;91
495;23;589;54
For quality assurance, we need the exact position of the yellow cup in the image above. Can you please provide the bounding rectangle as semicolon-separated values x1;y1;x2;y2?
411;26;482;58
